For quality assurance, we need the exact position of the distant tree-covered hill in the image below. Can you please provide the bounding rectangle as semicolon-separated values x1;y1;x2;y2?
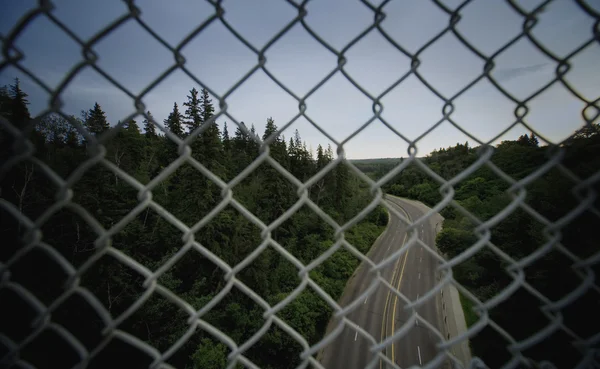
351;157;402;180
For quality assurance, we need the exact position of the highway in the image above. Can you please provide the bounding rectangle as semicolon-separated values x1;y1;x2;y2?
319;195;446;369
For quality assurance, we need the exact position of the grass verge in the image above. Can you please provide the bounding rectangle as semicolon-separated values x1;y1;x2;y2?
459;293;478;328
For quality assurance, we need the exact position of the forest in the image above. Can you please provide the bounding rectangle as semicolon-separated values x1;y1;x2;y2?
384;126;600;367
0;79;387;369
1;76;598;369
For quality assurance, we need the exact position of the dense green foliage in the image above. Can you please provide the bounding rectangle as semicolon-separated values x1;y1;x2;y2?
385;131;600;367
0;80;387;369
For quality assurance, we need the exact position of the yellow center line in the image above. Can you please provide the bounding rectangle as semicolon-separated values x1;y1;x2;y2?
380;252;398;369
380;199;411;368
380;232;408;369
391;247;409;364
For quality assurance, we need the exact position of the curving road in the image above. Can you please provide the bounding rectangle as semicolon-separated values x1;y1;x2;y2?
319;195;447;369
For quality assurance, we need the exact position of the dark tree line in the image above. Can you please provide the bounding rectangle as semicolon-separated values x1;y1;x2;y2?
384;129;600;367
0;80;387;369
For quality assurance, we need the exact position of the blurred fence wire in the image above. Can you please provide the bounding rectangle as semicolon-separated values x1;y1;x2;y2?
1;1;599;369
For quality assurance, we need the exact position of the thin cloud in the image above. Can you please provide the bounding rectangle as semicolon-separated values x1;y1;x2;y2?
492;63;551;82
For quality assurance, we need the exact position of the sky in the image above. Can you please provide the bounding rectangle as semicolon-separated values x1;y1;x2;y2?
1;0;599;159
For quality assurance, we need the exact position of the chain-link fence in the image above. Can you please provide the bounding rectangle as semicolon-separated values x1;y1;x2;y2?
1;1;599;368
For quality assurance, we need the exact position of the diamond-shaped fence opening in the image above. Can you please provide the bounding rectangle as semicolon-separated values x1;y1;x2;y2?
18;326;83;369
50;291;109;352
231;160;300;226
86;335;157;369
5;246;70;306
1;1;599;369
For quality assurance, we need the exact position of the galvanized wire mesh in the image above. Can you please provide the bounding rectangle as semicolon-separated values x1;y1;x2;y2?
1;1;599;369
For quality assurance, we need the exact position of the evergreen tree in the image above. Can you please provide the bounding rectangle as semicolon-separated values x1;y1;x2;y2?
222;122;232;179
108;119;144;185
8;78;31;130
164;102;184;138
124;119;140;134
141;112;162;181
313;144;328;205
319;144;337;208
334;159;350;221
183;87;202;133
258;118;293;223
248;123;260;156
293;129;302;151
288;136;298;177
300;141;314;181
517;133;530;146
232;123;247;151
326;144;334;162
198;88;224;176
529;132;539;147
316;145;325;171
143;111;158;138
222;122;231;153
160;102;185;171
84;102;110;136
231;122;251;175
287;130;315;182
263;117;287;164
201;88;215;124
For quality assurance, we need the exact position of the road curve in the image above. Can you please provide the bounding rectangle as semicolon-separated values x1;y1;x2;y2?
319;195;446;369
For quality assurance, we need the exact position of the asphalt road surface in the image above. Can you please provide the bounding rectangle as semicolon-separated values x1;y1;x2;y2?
320;195;446;369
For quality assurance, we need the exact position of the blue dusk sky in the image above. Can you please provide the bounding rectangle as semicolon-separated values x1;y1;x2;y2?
1;0;599;159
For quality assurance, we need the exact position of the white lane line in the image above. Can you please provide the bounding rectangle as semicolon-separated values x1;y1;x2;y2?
420;257;422;263
417;346;422;365
418;272;421;279
354;325;359;341
364;296;368;304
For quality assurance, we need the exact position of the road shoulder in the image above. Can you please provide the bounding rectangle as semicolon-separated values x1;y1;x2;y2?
316;205;392;363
